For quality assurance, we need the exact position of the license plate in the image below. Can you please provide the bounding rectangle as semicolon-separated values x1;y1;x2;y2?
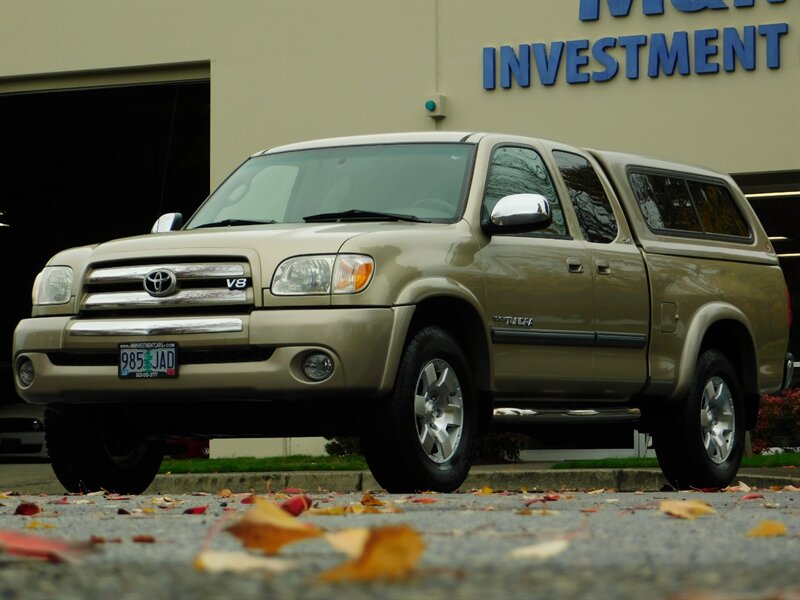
118;342;178;379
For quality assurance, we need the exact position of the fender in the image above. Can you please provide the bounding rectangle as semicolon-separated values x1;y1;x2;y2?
376;277;491;392
667;301;756;401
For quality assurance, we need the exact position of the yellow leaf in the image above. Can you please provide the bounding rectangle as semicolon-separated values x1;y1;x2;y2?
226;497;323;555
24;520;55;530
319;525;424;582
747;520;787;538
309;506;350;516
218;489;233;498
659;499;716;519
477;486;493;496
325;528;371;558
360;493;385;507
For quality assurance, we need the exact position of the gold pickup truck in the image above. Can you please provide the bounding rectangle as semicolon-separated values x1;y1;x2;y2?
12;132;794;493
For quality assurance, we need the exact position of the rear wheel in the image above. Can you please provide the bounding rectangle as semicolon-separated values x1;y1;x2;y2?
653;349;745;489
361;326;478;493
45;407;164;494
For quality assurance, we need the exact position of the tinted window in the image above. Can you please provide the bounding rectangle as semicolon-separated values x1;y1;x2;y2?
483;146;567;236
688;181;750;237
553;150;618;243
629;172;702;233
630;172;750;239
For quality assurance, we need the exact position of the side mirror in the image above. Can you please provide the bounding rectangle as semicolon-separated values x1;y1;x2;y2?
481;194;552;235
151;213;184;233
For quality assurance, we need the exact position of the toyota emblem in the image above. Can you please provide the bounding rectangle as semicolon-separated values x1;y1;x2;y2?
143;269;178;297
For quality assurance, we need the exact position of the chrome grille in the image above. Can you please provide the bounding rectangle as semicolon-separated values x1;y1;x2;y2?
81;261;253;313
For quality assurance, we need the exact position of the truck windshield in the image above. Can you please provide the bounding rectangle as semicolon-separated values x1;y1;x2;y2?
185;143;475;229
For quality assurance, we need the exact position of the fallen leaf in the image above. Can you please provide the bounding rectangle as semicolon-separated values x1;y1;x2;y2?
747;520;787;538
117;508;131;515
659;500;716;519
218;489;233;498
410;497;438;504
240;494;257;504
50;497;71;506
14;503;41;516
132;535;156;543
0;529;95;563
723;482;752;493
782;485;799;492
226;497;323;555
741;494;765;501
282;488;304;495
309;506;350;516
280;495;312;517
587;489;606;495
476;486;493;496
325;528;371;558
183;506;208;515
194;550;296;573
361;493;385;507
509;538;570;560
319;525;424;582
24;521;55;530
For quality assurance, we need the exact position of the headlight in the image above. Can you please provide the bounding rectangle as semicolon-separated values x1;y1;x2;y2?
272;254;374;296
32;266;74;305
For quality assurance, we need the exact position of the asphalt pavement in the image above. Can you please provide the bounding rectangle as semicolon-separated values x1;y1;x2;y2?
2;461;798;495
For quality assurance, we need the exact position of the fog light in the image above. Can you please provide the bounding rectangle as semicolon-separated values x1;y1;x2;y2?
302;352;334;382
17;357;35;387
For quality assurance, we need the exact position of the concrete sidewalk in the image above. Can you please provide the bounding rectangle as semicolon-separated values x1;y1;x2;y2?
2;461;798;495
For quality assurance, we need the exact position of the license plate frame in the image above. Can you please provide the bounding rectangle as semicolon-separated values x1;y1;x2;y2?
118;342;178;379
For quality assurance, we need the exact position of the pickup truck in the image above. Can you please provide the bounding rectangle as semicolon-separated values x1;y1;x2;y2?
12;132;794;494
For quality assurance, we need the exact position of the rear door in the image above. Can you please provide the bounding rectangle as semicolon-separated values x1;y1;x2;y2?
551;149;649;398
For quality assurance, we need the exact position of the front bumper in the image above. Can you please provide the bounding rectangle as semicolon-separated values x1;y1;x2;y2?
13;307;412;404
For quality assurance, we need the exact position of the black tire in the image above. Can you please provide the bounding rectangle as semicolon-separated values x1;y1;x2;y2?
653;349;745;490
361;326;478;493
45;407;164;494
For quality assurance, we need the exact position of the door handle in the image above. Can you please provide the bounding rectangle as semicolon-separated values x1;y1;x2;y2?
595;259;611;275
567;257;584;273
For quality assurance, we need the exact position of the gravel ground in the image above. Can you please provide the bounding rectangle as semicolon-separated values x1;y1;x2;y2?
1;488;799;599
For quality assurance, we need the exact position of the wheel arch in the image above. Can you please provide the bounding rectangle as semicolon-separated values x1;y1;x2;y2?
674;303;760;429
392;281;493;431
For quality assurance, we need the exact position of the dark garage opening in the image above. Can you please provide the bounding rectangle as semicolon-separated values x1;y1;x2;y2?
0;80;210;404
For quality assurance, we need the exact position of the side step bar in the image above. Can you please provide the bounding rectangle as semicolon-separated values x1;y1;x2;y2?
492;407;641;426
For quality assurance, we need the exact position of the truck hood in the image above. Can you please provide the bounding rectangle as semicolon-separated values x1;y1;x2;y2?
77;221;442;287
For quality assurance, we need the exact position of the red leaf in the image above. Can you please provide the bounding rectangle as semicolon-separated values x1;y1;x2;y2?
50;497;71;505
411;497;438;504
741;493;765;501
280;495;312;516
240;495;257;505
282;488;304;495
132;535;156;543
0;529;95;562
14;503;41;516
184;506;208;515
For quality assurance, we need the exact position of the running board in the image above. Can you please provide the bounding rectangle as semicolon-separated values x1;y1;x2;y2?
492;407;641;425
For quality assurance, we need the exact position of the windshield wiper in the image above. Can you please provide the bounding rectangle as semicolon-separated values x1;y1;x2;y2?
191;219;277;229
303;209;429;223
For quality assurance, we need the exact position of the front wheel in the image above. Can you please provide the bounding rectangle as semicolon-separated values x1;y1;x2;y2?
45;407;164;494
653;349;745;490
361;326;478;493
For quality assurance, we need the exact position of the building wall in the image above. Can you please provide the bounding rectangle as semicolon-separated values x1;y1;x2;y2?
1;0;798;184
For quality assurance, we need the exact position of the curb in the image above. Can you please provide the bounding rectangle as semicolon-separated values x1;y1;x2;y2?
144;469;800;495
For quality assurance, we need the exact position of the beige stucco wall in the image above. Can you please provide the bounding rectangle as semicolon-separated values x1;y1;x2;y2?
1;0;798;183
